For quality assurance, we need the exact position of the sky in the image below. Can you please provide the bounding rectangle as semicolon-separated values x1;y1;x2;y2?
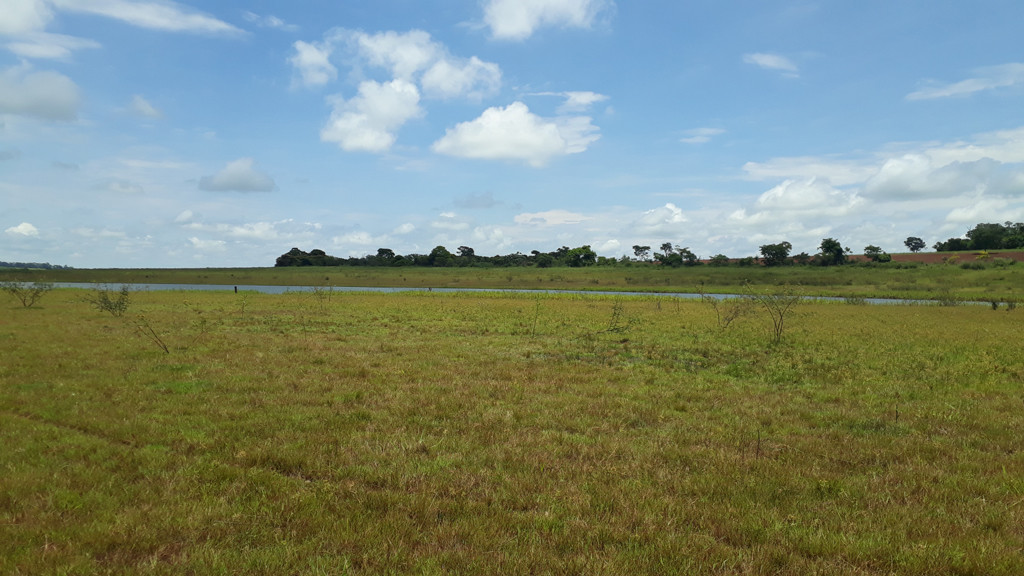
2;0;1024;268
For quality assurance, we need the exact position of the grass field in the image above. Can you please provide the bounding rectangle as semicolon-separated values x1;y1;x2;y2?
2;258;1024;302
2;287;1023;574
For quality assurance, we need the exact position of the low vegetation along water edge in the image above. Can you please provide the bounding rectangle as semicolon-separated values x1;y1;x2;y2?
2;259;1023;303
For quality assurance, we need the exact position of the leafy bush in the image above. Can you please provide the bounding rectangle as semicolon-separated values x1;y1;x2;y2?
85;285;132;317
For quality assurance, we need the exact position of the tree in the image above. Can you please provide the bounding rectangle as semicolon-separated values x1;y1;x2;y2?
708;254;730;266
933;237;971;252
632;245;651;261
817;238;847;266
676;246;699;266
654;252;682;267
1004;222;1024;248
428;245;454;267
966;223;1007;250
565;245;597;267
660;242;674;256
759;242;792;266
863;245;884;261
904;237;926;253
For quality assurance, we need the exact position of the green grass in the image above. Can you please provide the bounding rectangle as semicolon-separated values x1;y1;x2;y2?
2;289;1023;574
3;260;1023;302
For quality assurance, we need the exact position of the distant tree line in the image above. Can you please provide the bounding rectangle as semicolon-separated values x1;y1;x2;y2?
276;238;857;269
275;245;602;268
932;222;1024;252
0;261;73;270
275;221;1024;269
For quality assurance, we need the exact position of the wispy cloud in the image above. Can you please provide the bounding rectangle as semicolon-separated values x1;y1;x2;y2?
129;94;162;118
906;63;1024;100
198;158;276;192
743;52;799;77
680;127;724;144
242;11;298;32
51;0;243;36
5;32;100;60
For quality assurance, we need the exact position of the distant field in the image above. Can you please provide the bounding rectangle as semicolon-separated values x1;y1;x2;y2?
2;255;1023;302
2;288;1022;574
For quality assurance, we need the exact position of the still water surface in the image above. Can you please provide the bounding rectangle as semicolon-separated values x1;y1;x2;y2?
52;282;936;305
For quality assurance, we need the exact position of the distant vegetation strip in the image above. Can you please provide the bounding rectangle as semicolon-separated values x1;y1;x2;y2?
274;222;1024;269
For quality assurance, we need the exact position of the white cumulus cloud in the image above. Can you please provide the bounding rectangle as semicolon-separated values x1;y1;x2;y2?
198;158;276;192
633;203;687;235
421;56;501;100
431;102;599;167
5;222;39;236
289;40;336;87
321;79;422;152
0;0;53;35
342;29;501;99
351;29;441;80
483;0;614;40
0;64;79;120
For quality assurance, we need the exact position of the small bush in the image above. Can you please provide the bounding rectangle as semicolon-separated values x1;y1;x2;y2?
1;281;53;308
960;261;986;270
85;284;132;317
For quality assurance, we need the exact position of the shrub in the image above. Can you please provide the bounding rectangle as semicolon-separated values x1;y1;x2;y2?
1;281;53;308
85;284;132;317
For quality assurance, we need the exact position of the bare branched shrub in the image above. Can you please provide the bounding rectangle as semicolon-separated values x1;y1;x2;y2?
746;284;802;344
598;299;637;334
134;315;169;354
310;284;333;311
698;285;755;330
1;281;53;308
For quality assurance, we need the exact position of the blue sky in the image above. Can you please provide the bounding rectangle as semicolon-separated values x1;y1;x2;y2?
2;0;1024;267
